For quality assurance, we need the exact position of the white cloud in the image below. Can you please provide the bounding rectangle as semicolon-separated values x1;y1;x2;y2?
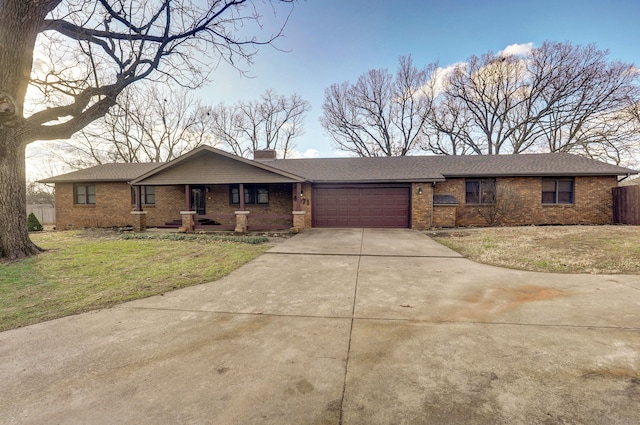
331;150;357;157
420;62;465;97
301;148;320;158
500;42;534;57
284;148;321;159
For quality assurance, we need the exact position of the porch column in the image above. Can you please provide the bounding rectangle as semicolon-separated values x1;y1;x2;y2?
180;210;196;232
184;184;191;211
131;211;147;232
234;210;250;233
292;211;306;233
239;183;245;211
134;186;143;212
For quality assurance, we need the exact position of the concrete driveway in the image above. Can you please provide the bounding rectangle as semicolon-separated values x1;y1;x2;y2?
1;228;639;424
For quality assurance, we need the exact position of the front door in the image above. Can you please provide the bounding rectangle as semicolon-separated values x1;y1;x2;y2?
191;186;206;215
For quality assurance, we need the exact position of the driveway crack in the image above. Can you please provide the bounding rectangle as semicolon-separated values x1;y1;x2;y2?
338;229;364;424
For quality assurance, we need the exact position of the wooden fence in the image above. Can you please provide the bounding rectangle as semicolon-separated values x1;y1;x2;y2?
27;204;56;225
612;186;640;225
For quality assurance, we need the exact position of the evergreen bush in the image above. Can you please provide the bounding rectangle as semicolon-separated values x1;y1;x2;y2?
27;213;44;232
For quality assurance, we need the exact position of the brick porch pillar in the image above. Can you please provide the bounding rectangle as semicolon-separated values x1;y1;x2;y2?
130;211;147;232
292;211;306;232
180;210;196;232
234;211;250;233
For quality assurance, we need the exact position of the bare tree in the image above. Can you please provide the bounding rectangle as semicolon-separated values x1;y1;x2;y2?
427;42;640;159
441;53;532;155
525;42;640;162
475;183;522;227
54;82;214;168
208;89;310;158
0;0;294;259
321;55;435;157
422;91;475;155
26;181;55;207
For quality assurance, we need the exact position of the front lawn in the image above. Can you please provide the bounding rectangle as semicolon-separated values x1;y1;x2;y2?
432;225;640;274
0;230;270;331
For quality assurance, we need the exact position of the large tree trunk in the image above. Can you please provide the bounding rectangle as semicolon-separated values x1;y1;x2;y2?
0;1;52;260
0;133;42;259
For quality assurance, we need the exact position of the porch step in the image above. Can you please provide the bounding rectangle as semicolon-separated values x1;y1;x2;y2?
160;219;182;228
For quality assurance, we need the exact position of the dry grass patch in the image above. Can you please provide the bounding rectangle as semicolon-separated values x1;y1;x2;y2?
432;225;640;274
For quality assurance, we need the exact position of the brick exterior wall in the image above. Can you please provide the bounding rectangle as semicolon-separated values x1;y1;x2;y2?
411;182;432;230
55;182;133;229
55;176;617;230
293;182;313;229
54;182;293;229
433;176;616;227
203;184;291;215
144;185;185;226
432;205;457;228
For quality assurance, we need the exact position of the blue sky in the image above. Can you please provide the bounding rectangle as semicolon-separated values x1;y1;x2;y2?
199;0;640;158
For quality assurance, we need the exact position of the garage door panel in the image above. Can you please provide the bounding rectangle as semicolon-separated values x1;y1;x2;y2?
313;185;410;228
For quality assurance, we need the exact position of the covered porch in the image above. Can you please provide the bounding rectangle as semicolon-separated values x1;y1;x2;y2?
169;182;305;232
128;146;307;233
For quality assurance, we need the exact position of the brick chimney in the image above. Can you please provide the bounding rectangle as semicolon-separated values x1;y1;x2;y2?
253;149;277;161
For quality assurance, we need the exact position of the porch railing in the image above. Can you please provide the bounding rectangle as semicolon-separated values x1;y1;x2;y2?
246;213;293;231
193;214;235;230
190;213;293;231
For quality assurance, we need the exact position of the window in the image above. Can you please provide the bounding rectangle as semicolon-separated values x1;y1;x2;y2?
74;184;96;205
230;184;269;205
465;179;496;204
132;186;156;205
542;178;574;204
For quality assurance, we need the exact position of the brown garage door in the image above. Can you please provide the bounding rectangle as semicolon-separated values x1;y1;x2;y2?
313;185;410;228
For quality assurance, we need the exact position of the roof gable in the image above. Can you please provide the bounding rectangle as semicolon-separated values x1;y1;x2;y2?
131;145;304;185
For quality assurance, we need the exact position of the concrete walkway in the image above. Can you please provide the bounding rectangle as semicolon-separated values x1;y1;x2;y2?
1;228;639;424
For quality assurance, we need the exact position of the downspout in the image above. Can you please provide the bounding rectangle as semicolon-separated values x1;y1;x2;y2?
430;182;435;229
618;173;631;183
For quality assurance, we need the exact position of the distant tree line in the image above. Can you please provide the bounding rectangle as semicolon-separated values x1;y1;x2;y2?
50;85;310;167
321;41;640;165
50;40;639;169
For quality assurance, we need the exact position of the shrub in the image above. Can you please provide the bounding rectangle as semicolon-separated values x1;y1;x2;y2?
121;233;269;244
27;213;44;232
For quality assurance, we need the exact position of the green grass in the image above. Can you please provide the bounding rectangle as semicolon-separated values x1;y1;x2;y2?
0;231;269;331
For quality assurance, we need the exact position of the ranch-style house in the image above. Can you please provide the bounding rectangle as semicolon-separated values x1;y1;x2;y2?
41;146;638;232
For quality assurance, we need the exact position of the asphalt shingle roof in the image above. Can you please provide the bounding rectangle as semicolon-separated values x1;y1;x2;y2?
266;156;445;183
40;163;163;183
269;152;638;182
40;152;638;184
